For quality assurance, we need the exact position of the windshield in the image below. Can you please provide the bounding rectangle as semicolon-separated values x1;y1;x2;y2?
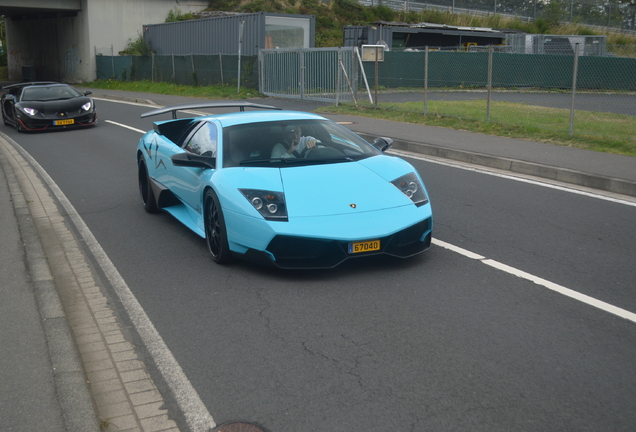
222;119;380;168
21;85;82;102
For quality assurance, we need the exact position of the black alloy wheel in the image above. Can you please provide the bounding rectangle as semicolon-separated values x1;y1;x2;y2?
204;189;232;264
14;112;23;132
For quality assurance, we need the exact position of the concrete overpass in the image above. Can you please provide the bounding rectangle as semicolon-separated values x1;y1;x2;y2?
0;0;208;83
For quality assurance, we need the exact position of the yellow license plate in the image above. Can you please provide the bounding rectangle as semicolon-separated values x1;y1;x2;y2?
54;119;74;125
348;240;381;254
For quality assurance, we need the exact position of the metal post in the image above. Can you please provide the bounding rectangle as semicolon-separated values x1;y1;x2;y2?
487;45;493;122
354;47;373;103
351;49;358;102
219;53;224;86
258;50;264;95
238;21;244;94
191;53;195;86
423;46;428;116
374;47;379;110
340;58;358;108
569;43;580;137
336;49;341;106
300;50;306;101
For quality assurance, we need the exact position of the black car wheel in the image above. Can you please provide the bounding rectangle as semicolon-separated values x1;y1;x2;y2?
13;113;24;133
204;189;232;264
138;157;158;213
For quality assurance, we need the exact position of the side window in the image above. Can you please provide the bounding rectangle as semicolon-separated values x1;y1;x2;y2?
184;122;217;157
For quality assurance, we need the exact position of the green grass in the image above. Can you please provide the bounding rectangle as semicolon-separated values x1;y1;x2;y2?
84;79;262;99
82;80;636;157
320;100;636;157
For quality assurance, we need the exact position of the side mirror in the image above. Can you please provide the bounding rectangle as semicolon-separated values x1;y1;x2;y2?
373;137;393;152
84;90;92;96
171;152;215;169
4;94;16;102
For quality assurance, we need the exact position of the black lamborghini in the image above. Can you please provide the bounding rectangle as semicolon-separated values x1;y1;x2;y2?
1;82;97;132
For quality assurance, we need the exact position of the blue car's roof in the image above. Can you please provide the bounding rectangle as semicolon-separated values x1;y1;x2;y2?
197;110;327;128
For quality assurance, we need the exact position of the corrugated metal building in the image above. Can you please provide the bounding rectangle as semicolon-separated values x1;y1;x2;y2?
505;34;607;56
143;12;316;56
343;22;508;51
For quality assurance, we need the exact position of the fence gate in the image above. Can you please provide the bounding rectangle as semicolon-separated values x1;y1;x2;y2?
259;47;358;103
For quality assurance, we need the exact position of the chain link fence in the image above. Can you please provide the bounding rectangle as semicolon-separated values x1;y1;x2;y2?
94;45;636;141
259;48;358;103
94;47;258;89
358;46;636;141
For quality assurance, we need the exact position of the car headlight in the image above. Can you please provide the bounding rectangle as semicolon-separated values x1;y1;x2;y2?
22;107;37;116
391;173;429;207
81;101;92;111
240;189;288;221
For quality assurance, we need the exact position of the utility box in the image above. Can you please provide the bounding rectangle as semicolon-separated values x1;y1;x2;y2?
361;45;385;62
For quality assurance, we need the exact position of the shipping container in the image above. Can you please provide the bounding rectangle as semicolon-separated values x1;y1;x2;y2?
143;12;316;56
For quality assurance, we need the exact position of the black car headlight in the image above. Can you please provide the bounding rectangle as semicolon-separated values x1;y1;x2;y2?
240;189;288;221
81;101;92;112
391;173;429;207
20;107;38;116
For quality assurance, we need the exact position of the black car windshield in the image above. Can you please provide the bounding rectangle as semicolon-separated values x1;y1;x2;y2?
222;119;381;168
21;85;83;102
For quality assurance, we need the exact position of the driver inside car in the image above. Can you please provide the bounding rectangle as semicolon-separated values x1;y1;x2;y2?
270;125;318;159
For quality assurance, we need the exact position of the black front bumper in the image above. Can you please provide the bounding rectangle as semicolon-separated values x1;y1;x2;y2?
242;218;432;269
18;112;97;131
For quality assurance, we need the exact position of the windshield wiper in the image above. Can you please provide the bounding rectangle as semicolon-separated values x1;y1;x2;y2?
275;157;353;165
239;157;353;166
239;158;275;165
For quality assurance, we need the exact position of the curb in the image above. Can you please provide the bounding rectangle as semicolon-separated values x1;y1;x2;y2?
356;132;636;198
0;144;100;432
1;134;195;431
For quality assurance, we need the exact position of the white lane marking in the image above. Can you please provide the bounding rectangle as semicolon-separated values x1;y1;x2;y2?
432;238;636;325
4;135;216;432
105;120;146;134
389;149;636;208
432;238;485;260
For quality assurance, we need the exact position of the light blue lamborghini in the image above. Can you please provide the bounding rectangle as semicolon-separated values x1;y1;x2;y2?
137;102;433;269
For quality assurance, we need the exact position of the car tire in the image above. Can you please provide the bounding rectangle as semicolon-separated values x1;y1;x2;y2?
138;157;159;213
14;118;22;132
204;189;232;264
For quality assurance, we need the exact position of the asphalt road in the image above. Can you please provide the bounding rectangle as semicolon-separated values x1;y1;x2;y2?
7;98;636;432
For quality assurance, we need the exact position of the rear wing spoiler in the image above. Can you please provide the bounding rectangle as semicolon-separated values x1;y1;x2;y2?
141;102;282;119
2;81;59;91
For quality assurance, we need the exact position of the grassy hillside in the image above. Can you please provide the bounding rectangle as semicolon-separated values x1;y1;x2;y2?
196;0;636;47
